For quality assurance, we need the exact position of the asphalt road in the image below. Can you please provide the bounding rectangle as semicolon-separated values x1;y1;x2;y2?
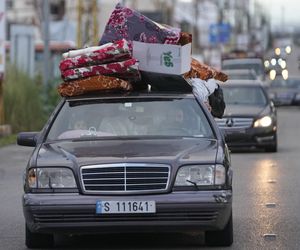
1;107;300;250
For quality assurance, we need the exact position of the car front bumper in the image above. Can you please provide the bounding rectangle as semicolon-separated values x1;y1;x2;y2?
224;126;276;149
272;94;294;106
273;98;293;106
23;190;232;235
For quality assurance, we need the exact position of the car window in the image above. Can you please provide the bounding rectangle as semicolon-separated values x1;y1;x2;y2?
223;62;263;76
287;79;300;89
270;79;286;87
271;79;296;88
46;97;214;140
222;86;267;106
228;73;257;80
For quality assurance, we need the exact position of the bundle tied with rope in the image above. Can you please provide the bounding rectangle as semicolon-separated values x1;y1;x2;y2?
183;58;228;118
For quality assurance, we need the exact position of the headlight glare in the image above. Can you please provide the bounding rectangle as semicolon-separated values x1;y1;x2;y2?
264;60;270;68
27;168;76;188
254;116;272;128
282;69;288;80
174;165;225;186
269;69;276;80
285;45;291;54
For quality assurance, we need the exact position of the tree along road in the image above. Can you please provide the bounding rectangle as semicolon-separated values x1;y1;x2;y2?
1;107;300;250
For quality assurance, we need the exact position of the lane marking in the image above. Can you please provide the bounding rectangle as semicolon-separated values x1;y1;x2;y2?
263;234;277;240
265;203;276;208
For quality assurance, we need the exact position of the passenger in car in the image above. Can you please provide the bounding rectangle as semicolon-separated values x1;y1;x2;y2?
156;107;189;135
98;107;149;136
73;120;88;130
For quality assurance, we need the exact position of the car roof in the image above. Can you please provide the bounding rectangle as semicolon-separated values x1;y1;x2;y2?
65;91;195;101
222;58;263;64
223;69;256;74
222;79;264;87
287;76;300;80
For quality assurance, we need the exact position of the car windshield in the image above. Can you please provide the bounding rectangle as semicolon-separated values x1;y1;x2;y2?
223;62;263;76
222;86;267;106
270;78;297;88
47;97;214;140
228;73;257;80
287;79;300;89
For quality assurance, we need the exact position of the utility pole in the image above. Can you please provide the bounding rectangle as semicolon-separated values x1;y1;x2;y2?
43;0;50;86
0;74;4;125
92;0;98;46
193;0;200;54
77;0;83;48
0;0;6;125
281;5;285;34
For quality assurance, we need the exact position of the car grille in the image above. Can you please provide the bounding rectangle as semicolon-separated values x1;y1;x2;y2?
33;211;219;223
215;117;253;129
80;163;170;194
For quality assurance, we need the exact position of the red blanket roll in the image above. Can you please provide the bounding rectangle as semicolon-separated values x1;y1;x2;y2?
59;39;132;71
58;75;132;97
61;58;140;82
184;58;228;82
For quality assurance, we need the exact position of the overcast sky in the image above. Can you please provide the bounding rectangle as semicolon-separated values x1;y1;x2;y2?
259;0;300;31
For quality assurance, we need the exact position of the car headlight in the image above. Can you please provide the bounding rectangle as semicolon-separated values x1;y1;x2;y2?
253;116;272;128
27;168;77;188
174;165;225;186
280;60;286;69
269;69;276;80
285;45;291;54
282;69;288;80
271;58;277;65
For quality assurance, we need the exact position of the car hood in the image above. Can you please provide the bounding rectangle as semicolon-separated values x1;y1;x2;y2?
36;138;219;167
224;104;265;117
269;87;298;96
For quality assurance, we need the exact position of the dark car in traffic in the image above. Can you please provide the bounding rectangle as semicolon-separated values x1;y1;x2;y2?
215;80;277;152
222;58;265;81
18;91;233;248
267;76;300;105
223;69;257;80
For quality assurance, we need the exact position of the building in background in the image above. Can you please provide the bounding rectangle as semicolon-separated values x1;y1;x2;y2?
3;0;270;78
5;0;75;79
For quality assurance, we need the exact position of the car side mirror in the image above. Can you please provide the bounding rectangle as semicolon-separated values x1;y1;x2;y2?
17;132;39;147
270;100;276;110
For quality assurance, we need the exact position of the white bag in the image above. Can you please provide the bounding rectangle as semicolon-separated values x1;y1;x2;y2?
187;78;218;101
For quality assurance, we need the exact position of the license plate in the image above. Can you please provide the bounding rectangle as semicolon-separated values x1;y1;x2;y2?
96;200;156;214
225;128;245;135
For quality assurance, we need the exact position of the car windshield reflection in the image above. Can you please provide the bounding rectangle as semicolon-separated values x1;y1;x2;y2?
47;97;214;141
222;86;267;106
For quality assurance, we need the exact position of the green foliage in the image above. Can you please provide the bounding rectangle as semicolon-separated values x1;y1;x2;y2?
0;134;17;147
2;65;60;133
43;77;62;115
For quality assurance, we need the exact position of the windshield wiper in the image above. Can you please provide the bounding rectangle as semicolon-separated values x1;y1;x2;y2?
186;180;199;190
48;178;53;189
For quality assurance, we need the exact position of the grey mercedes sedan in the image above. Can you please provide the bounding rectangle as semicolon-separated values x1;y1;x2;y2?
18;92;233;248
215;80;277;152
